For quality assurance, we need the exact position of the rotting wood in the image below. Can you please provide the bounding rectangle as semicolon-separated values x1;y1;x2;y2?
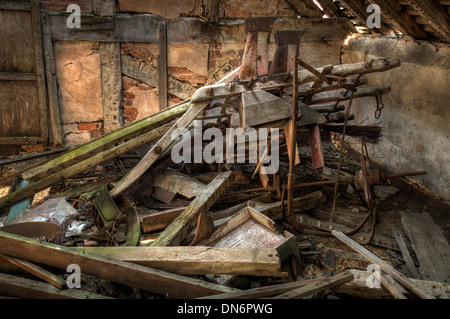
247;191;325;221
333;269;450;299
153;169;206;199
121;54;195;101
140;206;189;233
110;101;210;198
158;20;168;110
400;211;450;283
11;101;190;184
393;229;421;279
41;12;63;147
332;230;436;299
0;254;66;289
151;171;234;246
380;274;407;299
199;277;322;299
271;272;354;299
0;273;112;299
74;246;284;277
0;230;238;298
0;122;173;210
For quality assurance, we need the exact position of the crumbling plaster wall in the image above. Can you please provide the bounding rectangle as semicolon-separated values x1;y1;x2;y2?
54;0;347;146
341;36;450;202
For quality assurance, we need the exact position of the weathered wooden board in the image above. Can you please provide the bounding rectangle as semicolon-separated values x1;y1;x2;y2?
150;171;234;246
333;269;450;299
75;246;284;276
401;211;450;283
0;273;112;299
0;230;238;298
153;169;206;199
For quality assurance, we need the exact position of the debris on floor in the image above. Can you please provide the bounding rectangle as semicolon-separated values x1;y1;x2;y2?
0;18;448;300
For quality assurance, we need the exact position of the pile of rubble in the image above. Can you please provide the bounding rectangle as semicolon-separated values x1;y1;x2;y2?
0;18;449;300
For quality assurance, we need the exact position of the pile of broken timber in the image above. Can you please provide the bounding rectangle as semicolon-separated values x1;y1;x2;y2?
0;55;447;300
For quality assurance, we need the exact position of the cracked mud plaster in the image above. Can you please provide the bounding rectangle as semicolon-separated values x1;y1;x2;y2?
54;41;103;125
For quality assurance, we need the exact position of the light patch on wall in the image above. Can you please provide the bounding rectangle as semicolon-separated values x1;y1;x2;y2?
344;34;355;46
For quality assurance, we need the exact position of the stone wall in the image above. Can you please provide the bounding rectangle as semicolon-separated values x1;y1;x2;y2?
341;36;450;202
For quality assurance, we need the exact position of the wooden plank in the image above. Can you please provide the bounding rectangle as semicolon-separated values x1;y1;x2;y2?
153;169;206;199
393;229;421;279
0;123;172;209
380;274;407;299
248;191;325;221
334;269;450;299
401;211;450;283
0;1;30;11
41;13;63;147
109;101;211;198
99;42;123;134
0;273;112;299
158;20;168;110
0;230;238;298
332;230;436;299
74;246;284;277
0;254;66;289
141;206;189;233
271;272;354;299
366;0;428;39
0;72;36;81
199;278;322;299
31;0;49;143
150;171;234;246
405;0;450;42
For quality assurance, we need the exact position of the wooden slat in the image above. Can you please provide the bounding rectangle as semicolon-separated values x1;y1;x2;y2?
366;0;428;39
333;269;450;299
0;253;66;289
393;229;421;279
0;72;36;81
41;13;63;147
74;246;284;276
380;274;407;299
405;0;450;42
199;278;322;299
158;20;168;111
0;273;112;299
332;230;436;299
151;170;234;246
271;272;354;299
0;230;238;298
401;211;450;283
0;1;30;11
31;0;49;143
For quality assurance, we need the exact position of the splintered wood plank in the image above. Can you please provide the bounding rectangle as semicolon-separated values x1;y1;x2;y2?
0;273;112;299
153;169;206;199
75;246;284;277
140;206;188;233
151;170;234;246
110;101;211;198
393;229;421;279
332;230;436;299
0;230;237;298
0;254;66;289
271;272;354;299
401;211;450;283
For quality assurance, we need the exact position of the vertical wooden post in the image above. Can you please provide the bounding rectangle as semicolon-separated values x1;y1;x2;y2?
95;0;122;134
205;0;219;22
30;0;49;143
158;21;168;111
41;12;63;147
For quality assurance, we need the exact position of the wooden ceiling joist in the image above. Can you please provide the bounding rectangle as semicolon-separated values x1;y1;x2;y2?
404;0;450;42
365;0;428;40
